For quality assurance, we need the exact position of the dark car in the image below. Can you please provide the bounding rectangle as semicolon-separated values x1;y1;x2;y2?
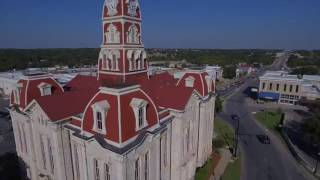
256;134;270;144
231;114;240;120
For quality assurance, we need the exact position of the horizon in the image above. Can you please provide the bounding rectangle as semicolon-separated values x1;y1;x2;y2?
1;0;320;49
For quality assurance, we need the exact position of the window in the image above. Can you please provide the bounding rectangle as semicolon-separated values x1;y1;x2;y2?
112;54;117;71
47;138;54;174
127;24;139;44
110;28;115;42
74;144;80;180
130;98;148;131
262;82;265;90
103;54;109;70
43;86;52;96
138;107;144;128
144;152;149;180
40;135;47;170
186;127;190;153
106;24;120;44
22;125;28;154
91;101;110;134
289;85;293;92
163;134;167;166
269;83;273;90
185;76;195;88
296;85;299;93
94;159;100;180
284;84;287;92
276;84;280;91
38;83;52;96
135;158;140;180
97;112;103;130
104;163;110;180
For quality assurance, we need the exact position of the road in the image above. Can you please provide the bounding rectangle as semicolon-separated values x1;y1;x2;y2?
219;52;316;180
0;96;16;155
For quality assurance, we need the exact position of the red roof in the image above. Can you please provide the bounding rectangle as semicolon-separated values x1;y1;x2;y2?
66;75;100;91
22;75;101;121
140;73;194;111
36;89;97;121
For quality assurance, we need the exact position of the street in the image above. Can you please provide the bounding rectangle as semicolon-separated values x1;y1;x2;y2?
0;96;16;156
218;52;317;180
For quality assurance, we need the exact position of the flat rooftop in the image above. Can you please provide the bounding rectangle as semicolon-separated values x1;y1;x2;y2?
259;71;301;82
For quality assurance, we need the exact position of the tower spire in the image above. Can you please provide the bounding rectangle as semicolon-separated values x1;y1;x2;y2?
98;0;148;84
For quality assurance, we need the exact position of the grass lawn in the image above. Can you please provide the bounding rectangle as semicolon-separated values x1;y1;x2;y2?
255;111;283;132
213;117;235;149
221;157;241;180
195;117;236;180
195;159;213;180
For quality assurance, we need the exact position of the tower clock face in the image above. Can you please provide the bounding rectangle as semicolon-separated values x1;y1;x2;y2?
106;0;118;16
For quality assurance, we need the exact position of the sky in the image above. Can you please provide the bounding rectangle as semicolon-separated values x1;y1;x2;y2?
0;0;320;49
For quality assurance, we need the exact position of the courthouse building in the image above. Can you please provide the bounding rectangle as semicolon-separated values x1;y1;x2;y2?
9;1;216;180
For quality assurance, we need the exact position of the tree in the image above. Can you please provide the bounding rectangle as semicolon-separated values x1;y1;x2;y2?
223;66;237;79
0;153;22;180
215;96;223;113
303;114;320;144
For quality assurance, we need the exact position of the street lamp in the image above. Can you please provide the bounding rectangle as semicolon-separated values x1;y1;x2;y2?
231;114;240;157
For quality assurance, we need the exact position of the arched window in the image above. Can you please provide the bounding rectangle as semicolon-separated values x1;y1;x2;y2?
106;24;120;44
103;54;109;70
112;54;117;71
96;111;103;130
104;164;110;180
140;53;144;70
94;159;100;180
127;24;139;44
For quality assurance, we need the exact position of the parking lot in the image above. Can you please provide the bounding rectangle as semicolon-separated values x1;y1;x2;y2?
0;95;16;155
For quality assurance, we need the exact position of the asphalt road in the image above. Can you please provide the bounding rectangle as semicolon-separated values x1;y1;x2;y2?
0;96;16;156
218;52;316;180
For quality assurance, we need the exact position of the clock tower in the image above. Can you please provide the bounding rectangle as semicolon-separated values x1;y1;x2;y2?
98;0;148;84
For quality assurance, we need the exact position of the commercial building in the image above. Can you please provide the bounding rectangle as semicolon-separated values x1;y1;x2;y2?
0;72;22;96
206;66;223;80
9;1;216;180
258;71;320;104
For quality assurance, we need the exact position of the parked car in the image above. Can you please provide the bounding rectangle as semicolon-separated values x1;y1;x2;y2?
256;134;270;144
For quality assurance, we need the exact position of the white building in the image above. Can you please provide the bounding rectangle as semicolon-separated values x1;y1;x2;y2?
258;71;320;104
206;66;223;80
0;72;22;96
9;1;216;180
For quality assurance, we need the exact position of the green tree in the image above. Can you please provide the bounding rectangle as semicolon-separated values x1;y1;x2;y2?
0;153;22;180
303;114;320;144
215;96;223;113
223;66;237;79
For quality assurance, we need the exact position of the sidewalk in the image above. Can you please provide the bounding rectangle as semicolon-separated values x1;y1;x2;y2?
211;149;232;180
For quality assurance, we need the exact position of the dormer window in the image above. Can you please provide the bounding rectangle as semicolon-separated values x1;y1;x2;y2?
130;98;148;131
96;111;103;130
38;83;52;96
138;107;144;127
185;76;195;88
91;100;110;134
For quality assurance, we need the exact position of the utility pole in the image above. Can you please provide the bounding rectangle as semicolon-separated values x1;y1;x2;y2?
232;114;240;157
